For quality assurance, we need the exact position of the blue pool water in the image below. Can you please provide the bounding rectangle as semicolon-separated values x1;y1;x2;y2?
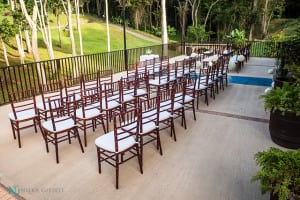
229;76;272;86
189;73;272;87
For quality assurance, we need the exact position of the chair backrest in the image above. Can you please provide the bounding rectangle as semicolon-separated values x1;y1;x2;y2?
99;69;113;85
80;72;100;104
184;74;197;98
81;71;100;90
156;81;175;113
100;81;120;110
139;96;159;128
46;96;67;132
8;88;37;120
39;80;63;110
112;108;139;152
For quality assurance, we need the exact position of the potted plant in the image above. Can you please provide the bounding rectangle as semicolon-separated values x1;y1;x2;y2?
224;29;247;50
260;81;300;148
251;147;300;200
260;37;300;149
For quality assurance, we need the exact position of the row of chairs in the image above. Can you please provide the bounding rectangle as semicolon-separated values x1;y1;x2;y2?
7;53;233;188
95;75;198;188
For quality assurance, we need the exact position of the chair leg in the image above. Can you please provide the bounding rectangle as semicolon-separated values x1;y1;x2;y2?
100;117;107;133
44;131;49;153
205;89;209;106
196;92;200;109
33;118;38;133
171;120;176;142
55;134;59;164
182;108;187;129
16;122;21;148
10;120;16;139
116;154;119;189
75;128;84;153
97;147;102;174
83;121;87;147
157;130;163;156
136;144;143;174
192;101;196;120
140;137;144;168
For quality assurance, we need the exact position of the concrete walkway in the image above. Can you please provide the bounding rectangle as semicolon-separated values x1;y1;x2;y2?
0;57;283;200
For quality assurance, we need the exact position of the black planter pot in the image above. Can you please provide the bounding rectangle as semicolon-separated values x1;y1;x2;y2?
269;111;300;149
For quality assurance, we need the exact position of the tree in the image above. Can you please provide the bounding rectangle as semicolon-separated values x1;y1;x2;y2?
203;0;221;28
187;0;201;27
161;0;168;56
62;0;77;57
74;0;84;55
262;0;285;36
10;1;25;64
177;0;189;40
0;18;17;66
35;0;55;60
19;0;46;83
53;0;64;48
249;0;258;41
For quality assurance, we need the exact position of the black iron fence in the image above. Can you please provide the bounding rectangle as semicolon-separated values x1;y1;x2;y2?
0;41;278;105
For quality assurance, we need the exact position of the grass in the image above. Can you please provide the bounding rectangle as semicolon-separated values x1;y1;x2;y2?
0;14;161;66
268;18;300;39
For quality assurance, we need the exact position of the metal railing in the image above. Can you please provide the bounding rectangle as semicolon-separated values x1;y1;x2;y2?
0;41;278;105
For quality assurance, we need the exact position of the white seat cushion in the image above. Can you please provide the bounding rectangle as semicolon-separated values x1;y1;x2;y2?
160;100;183;110
102;100;120;110
175;93;194;103
121;94;135;103
149;79;168;86
75;106;101;119
37;100;60;111
122;120;157;135
8;109;37;121
192;82;208;90
42;116;75;132
145;110;171;122
95;131;136;152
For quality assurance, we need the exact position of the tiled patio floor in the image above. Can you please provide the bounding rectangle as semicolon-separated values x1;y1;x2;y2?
0;57;283;200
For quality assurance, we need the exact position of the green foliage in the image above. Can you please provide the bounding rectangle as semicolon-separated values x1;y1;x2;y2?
224;28;247;49
111;16;123;24
186;25;212;43
167;25;176;37
260;82;300;116
0;18;17;43
251;147;300;200
151;26;161;37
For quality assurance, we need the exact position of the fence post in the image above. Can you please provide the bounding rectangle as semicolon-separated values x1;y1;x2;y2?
56;59;61;82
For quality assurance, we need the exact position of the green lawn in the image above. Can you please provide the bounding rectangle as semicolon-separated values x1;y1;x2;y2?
0;14;161;66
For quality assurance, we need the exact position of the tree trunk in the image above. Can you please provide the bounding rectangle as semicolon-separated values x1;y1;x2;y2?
24;30;32;53
105;0;110;68
10;0;25;64
161;0;168;57
75;0;84;56
36;0;55;60
96;0;101;16
249;0;258;41
1;37;10;66
262;0;269;35
15;34;25;64
9;0;15;10
65;0;78;77
204;0;220;28
57;14;62;48
194;0;201;27
66;0;77;57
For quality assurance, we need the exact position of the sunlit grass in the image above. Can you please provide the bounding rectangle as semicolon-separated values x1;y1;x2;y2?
0;14;161;66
